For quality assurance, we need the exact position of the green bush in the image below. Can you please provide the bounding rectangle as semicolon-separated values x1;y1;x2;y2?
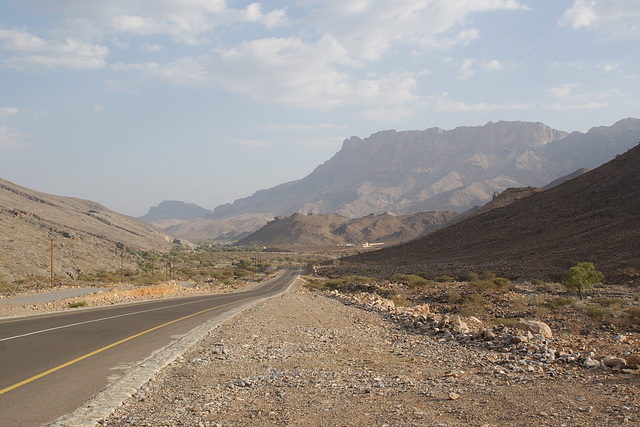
68;301;88;308
495;318;518;327
393;274;432;288
562;262;604;299
390;294;410;307
545;296;575;309
591;297;622;308
582;304;609;321
434;275;454;283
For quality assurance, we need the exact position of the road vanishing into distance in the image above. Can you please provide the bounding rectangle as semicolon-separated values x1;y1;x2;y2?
0;268;300;426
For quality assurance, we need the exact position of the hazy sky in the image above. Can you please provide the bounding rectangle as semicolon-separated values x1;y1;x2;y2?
1;1;638;216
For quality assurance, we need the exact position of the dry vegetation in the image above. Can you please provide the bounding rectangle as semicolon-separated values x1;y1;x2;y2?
310;264;640;342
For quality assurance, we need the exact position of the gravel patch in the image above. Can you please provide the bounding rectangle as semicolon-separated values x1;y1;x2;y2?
100;283;640;426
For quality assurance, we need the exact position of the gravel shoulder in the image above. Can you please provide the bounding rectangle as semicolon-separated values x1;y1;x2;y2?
101;280;639;427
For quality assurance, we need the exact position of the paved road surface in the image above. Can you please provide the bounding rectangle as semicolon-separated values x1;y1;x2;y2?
0;268;299;426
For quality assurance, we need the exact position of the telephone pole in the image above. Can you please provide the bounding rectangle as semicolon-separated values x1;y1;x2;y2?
50;239;54;286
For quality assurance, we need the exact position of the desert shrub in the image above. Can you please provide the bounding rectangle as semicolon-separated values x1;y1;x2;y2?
434;275;454;283
446;290;462;304
545;296;575;309
464;293;485;304
471;277;512;294
562;262;604;299
591;297;622;308
457;293;488;318
531;278;544;287
323;278;347;290
305;279;325;290
495;318;518;327
68;300;87;308
390;294;410;307
501;273;519;281
393;274;432;288
457;272;479;282
0;274;14;294
478;270;496;280
536;280;561;293
625;306;640;325
344;275;376;285
582;304;609;321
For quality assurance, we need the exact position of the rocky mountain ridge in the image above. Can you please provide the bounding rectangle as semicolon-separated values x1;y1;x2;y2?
347;142;640;281
212;119;640;220
235;211;457;247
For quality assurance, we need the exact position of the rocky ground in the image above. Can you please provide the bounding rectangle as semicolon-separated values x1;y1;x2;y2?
99;279;640;427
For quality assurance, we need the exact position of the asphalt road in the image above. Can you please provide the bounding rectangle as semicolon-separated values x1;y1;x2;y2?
0;268;300;426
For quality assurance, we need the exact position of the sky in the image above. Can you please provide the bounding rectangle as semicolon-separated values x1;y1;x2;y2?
0;0;639;217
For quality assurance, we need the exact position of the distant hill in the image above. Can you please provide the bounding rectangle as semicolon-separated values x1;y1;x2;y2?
0;178;176;282
345;143;640;282
235;211;457;247
212;118;640;220
139;200;214;222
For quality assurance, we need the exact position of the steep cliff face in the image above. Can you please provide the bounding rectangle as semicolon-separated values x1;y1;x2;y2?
211;119;640;220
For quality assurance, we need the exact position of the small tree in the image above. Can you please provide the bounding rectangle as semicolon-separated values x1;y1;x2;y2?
562;262;604;299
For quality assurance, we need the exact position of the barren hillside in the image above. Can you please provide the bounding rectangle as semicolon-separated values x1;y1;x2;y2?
235;211;457;247
347;143;640;282
0;178;176;283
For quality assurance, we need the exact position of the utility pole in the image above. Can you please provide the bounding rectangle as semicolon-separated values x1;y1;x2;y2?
50;239;54;287
120;247;124;284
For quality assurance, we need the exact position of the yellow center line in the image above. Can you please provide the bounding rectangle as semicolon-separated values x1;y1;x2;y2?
0;296;253;396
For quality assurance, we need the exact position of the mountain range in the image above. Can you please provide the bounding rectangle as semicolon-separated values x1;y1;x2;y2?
346;142;640;282
143;118;640;241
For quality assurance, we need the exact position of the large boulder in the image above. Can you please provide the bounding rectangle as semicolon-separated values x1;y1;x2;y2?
514;320;553;338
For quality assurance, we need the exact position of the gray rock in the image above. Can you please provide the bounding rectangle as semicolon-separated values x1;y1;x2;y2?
514;320;552;338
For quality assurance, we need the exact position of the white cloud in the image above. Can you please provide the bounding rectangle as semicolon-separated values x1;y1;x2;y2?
117;36;421;111
544;101;608;111
600;61;621;73
0;107;19;119
434;92;530;112
19;0;290;45
558;0;599;29
140;43;164;53
91;104;104;112
0;126;24;149
559;0;640;39
546;83;622;110
0;28;108;70
301;0;529;60
458;58;475;80
484;59;505;71
548;83;580;100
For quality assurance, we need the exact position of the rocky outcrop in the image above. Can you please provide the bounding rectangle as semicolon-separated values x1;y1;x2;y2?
139;200;214;222
235;211;457;246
